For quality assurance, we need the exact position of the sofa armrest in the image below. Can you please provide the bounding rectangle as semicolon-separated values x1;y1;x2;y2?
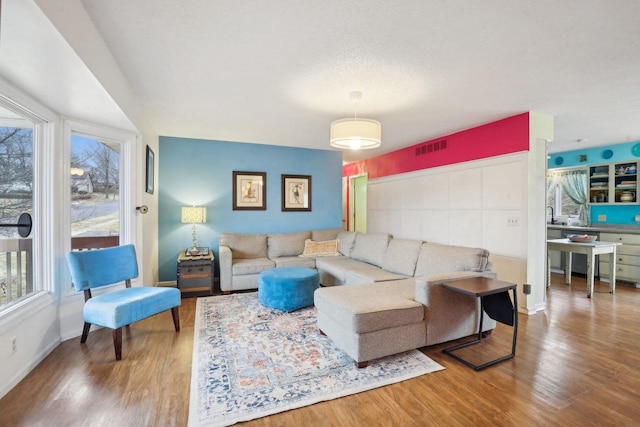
219;245;233;292
414;270;498;345
414;270;497;307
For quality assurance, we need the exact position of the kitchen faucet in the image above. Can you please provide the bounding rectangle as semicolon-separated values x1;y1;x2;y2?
546;206;555;224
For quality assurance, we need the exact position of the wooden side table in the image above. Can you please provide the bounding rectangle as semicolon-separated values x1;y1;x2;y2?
176;250;214;297
441;276;518;371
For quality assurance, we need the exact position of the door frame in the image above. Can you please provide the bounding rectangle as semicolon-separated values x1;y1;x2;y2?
348;173;368;232
62;119;139;294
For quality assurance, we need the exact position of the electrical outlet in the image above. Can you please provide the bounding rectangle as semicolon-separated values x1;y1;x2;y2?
11;337;17;353
635;215;640;223
507;216;519;226
598;214;606;222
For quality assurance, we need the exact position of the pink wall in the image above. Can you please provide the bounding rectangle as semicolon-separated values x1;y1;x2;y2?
343;113;530;179
342;113;531;230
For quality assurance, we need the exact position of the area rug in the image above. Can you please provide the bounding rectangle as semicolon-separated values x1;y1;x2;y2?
188;292;444;426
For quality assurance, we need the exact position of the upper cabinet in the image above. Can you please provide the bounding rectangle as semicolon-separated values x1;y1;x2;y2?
613;161;637;203
589;165;609;203
589;161;638;204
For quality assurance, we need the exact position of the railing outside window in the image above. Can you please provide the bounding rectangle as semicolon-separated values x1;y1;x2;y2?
1;236;118;307
0;238;32;307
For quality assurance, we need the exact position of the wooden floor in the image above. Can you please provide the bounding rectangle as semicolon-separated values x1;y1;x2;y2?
2;274;640;426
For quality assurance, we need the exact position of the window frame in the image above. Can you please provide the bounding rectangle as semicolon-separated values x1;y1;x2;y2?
62;119;138;296
547;166;588;217
0;82;57;319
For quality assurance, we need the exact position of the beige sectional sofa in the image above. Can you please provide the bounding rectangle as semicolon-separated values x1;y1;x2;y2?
219;229;498;366
219;228;343;292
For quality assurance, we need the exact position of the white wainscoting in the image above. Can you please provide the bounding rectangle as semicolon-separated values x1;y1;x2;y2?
367;152;528;259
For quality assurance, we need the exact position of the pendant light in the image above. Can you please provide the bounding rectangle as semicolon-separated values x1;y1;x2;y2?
330;91;381;150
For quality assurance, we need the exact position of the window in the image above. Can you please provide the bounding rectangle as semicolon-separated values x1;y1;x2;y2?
547;169;588;224
70;134;120;246
0;101;38;309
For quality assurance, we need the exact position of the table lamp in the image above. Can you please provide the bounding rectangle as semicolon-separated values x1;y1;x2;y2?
181;206;206;255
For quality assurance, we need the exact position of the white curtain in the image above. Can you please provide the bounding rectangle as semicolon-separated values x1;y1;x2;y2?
559;170;589;225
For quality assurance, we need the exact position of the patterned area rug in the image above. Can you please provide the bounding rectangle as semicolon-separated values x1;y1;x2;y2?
188;292;444;426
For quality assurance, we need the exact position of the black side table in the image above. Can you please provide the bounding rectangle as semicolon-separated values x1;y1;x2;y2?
441;276;518;371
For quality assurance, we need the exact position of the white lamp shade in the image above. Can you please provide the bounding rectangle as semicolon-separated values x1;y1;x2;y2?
330;118;381;150
181;206;206;224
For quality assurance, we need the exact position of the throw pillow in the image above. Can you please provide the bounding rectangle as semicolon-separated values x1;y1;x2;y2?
299;239;340;257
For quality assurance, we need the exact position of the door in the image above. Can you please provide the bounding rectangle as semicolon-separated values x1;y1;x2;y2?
350;175;367;233
70;133;120;249
63;120;137;295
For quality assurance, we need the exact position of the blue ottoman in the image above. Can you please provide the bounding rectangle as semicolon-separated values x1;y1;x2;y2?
259;267;320;312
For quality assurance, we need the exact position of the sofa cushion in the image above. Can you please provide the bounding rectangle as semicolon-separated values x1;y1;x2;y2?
311;228;343;242
414;242;490;277
382;238;423;276
344;268;409;285
336;231;357;256
231;258;275;276
349;232;392;267
314;280;422;334
272;256;316;269
267;231;311;258
300;239;340;257
315;257;377;283
220;233;268;259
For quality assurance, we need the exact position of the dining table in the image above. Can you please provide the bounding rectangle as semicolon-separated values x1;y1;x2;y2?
546;238;622;298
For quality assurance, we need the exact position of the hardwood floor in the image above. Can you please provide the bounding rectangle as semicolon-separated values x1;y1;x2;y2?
2;274;640;426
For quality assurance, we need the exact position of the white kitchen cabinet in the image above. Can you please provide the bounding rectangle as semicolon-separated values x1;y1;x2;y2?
599;232;640;285
589;161;638;205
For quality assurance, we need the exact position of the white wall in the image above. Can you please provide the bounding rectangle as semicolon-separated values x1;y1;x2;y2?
367;152;530;310
0;0;154;399
527;112;555;313
367;111;554;315
0;294;60;396
368;152;528;254
36;0;161;288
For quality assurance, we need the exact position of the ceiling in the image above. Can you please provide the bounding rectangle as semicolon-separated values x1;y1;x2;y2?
7;1;640;162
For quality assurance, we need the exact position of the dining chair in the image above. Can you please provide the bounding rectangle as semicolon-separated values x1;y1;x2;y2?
66;244;181;360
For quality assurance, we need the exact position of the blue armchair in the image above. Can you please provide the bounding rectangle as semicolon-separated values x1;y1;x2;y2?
66;244;181;360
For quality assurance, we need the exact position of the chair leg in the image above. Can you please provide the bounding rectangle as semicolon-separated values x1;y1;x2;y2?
171;307;180;332
80;322;91;343
113;328;122;361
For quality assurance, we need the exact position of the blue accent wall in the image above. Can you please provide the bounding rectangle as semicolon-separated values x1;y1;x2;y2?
158;137;343;281
548;140;640;225
548;141;640;169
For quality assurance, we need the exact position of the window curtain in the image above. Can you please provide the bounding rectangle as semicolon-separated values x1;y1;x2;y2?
559;170;589;225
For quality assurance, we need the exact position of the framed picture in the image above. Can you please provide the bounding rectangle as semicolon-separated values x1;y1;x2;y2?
145;145;154;194
233;171;266;210
282;174;311;211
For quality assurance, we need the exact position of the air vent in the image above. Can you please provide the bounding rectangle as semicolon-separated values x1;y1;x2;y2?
415;139;448;156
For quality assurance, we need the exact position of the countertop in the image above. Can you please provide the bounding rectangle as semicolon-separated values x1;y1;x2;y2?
547;223;640;235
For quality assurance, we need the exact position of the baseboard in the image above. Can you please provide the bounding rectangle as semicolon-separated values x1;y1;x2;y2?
534;302;546;313
157;280;177;287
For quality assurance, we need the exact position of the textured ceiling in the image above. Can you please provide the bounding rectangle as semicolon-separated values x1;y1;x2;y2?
75;1;640;161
